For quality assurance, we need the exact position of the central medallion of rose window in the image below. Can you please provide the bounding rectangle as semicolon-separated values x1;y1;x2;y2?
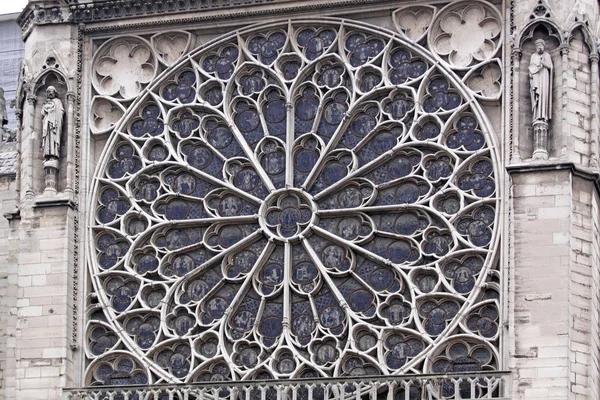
87;18;501;388
261;190;315;240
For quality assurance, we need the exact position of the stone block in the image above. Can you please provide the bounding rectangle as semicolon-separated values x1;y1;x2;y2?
536;366;568;378
42;348;66;358
17;306;42;317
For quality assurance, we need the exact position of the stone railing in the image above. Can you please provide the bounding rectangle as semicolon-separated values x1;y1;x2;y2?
63;372;511;400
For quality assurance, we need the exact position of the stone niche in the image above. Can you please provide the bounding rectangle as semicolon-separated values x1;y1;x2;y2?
32;71;68;195
518;26;560;161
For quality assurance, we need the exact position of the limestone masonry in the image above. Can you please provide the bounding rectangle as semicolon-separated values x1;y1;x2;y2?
0;0;600;399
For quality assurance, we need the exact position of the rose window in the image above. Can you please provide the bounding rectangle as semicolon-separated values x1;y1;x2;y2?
87;19;501;388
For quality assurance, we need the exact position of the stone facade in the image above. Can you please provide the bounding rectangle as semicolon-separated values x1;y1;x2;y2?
0;0;599;399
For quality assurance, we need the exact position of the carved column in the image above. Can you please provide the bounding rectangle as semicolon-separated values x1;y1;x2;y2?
511;47;522;163
589;53;599;168
65;91;75;194
559;43;570;158
14;108;22;199
532;119;549;160
25;95;36;199
43;158;59;194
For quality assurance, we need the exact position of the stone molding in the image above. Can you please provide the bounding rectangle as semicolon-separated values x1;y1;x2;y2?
69;0;280;24
18;0;403;36
506;161;600;194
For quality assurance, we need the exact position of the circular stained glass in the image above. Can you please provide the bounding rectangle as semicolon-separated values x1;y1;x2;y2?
88;19;500;385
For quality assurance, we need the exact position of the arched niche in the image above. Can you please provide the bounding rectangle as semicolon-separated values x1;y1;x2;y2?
517;23;561;160
32;70;69;194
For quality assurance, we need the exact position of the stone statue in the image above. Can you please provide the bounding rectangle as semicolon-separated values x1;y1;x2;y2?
529;39;553;122
528;39;553;160
0;87;10;144
2;128;15;143
0;88;8;127
41;86;64;159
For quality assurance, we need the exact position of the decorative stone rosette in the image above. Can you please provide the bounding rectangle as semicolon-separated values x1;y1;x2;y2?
395;0;503;101
86;17;501;396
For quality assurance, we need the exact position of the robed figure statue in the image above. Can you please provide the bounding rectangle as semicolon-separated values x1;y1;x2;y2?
529;39;553;122
41;86;64;159
0;88;8;127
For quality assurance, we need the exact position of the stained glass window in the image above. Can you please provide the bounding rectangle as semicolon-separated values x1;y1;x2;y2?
87;19;501;389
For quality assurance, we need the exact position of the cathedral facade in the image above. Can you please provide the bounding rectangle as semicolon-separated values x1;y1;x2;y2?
0;0;599;398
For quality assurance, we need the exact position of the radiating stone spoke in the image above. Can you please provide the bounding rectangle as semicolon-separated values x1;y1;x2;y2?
88;19;500;384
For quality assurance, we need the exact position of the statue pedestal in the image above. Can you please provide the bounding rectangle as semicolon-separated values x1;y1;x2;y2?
532;120;549;160
43;157;59;195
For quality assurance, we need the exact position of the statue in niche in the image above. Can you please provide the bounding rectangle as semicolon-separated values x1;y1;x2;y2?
528;39;553;160
41;86;64;159
529;39;553;122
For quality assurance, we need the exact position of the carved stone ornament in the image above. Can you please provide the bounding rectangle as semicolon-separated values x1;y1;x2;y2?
0;88;8;127
529;39;552;160
92;36;157;101
392;5;436;42
429;1;502;69
0;87;15;145
151;31;194;67
90;97;126;135
86;19;501;391
464;60;502;101
529;39;552;122
41;85;64;194
41;86;64;160
532;120;549;160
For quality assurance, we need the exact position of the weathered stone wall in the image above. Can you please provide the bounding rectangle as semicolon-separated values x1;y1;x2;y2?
507;170;598;399
569;177;594;397
509;170;571;398
508;0;600;398
1;0;600;399
0;175;18;399
0;18;78;399
0;13;25;132
2;204;75;399
590;190;600;399
564;30;592;165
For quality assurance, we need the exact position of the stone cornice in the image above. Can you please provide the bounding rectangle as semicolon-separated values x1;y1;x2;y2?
69;0;282;24
18;0;403;36
506;161;600;195
18;2;67;39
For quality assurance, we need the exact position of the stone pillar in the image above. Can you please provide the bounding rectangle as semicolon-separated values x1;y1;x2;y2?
64;91;75;195
559;43;570;159
532;120;549;160
508;168;572;398
14;109;22;200
589;53;599;168
42;158;58;195
511;46;523;163
24;95;36;199
7;19;79;399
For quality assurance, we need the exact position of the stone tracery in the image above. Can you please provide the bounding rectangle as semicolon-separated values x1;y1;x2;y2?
86;17;501;390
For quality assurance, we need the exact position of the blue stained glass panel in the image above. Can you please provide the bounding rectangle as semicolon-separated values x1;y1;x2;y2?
89;21;500;384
